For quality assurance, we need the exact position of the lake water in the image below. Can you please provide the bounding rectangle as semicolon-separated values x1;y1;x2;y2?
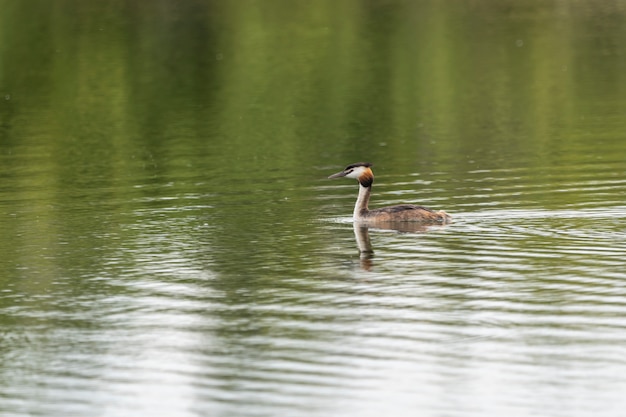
1;1;626;416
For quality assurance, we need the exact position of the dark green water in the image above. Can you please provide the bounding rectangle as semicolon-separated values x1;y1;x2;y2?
1;1;626;416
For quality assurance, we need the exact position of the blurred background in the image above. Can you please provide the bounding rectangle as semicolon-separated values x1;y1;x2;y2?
1;1;625;416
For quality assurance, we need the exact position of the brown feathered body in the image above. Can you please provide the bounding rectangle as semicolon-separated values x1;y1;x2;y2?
328;162;451;225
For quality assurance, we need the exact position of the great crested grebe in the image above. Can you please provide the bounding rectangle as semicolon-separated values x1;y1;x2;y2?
328;162;451;224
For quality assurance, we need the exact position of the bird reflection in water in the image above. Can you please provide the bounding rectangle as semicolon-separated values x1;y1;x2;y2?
328;162;452;270
353;221;448;271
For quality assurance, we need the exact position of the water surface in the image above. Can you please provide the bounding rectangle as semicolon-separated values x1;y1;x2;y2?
1;1;626;416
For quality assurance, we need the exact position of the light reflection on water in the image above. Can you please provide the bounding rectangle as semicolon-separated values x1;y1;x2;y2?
5;165;626;417
2;1;626;413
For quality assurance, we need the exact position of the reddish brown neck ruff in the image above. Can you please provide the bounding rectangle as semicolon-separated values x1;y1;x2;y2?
357;168;374;188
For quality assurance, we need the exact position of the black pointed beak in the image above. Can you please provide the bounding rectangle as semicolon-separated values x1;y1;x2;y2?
328;170;347;179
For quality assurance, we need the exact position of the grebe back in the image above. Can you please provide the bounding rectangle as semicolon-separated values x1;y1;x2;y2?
328;162;451;224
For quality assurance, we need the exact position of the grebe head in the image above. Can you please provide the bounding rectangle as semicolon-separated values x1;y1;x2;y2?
328;162;374;187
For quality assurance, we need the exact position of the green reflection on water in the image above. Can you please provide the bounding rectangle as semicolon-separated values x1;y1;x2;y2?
0;0;624;285
2;1;625;161
0;1;626;414
0;2;624;265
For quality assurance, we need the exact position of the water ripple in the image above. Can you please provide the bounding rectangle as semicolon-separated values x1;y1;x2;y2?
3;160;626;417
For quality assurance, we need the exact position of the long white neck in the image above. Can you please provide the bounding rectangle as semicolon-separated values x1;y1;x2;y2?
353;184;371;220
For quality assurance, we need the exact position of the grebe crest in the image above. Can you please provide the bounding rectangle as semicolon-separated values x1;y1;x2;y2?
328;162;451;225
327;162;374;186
